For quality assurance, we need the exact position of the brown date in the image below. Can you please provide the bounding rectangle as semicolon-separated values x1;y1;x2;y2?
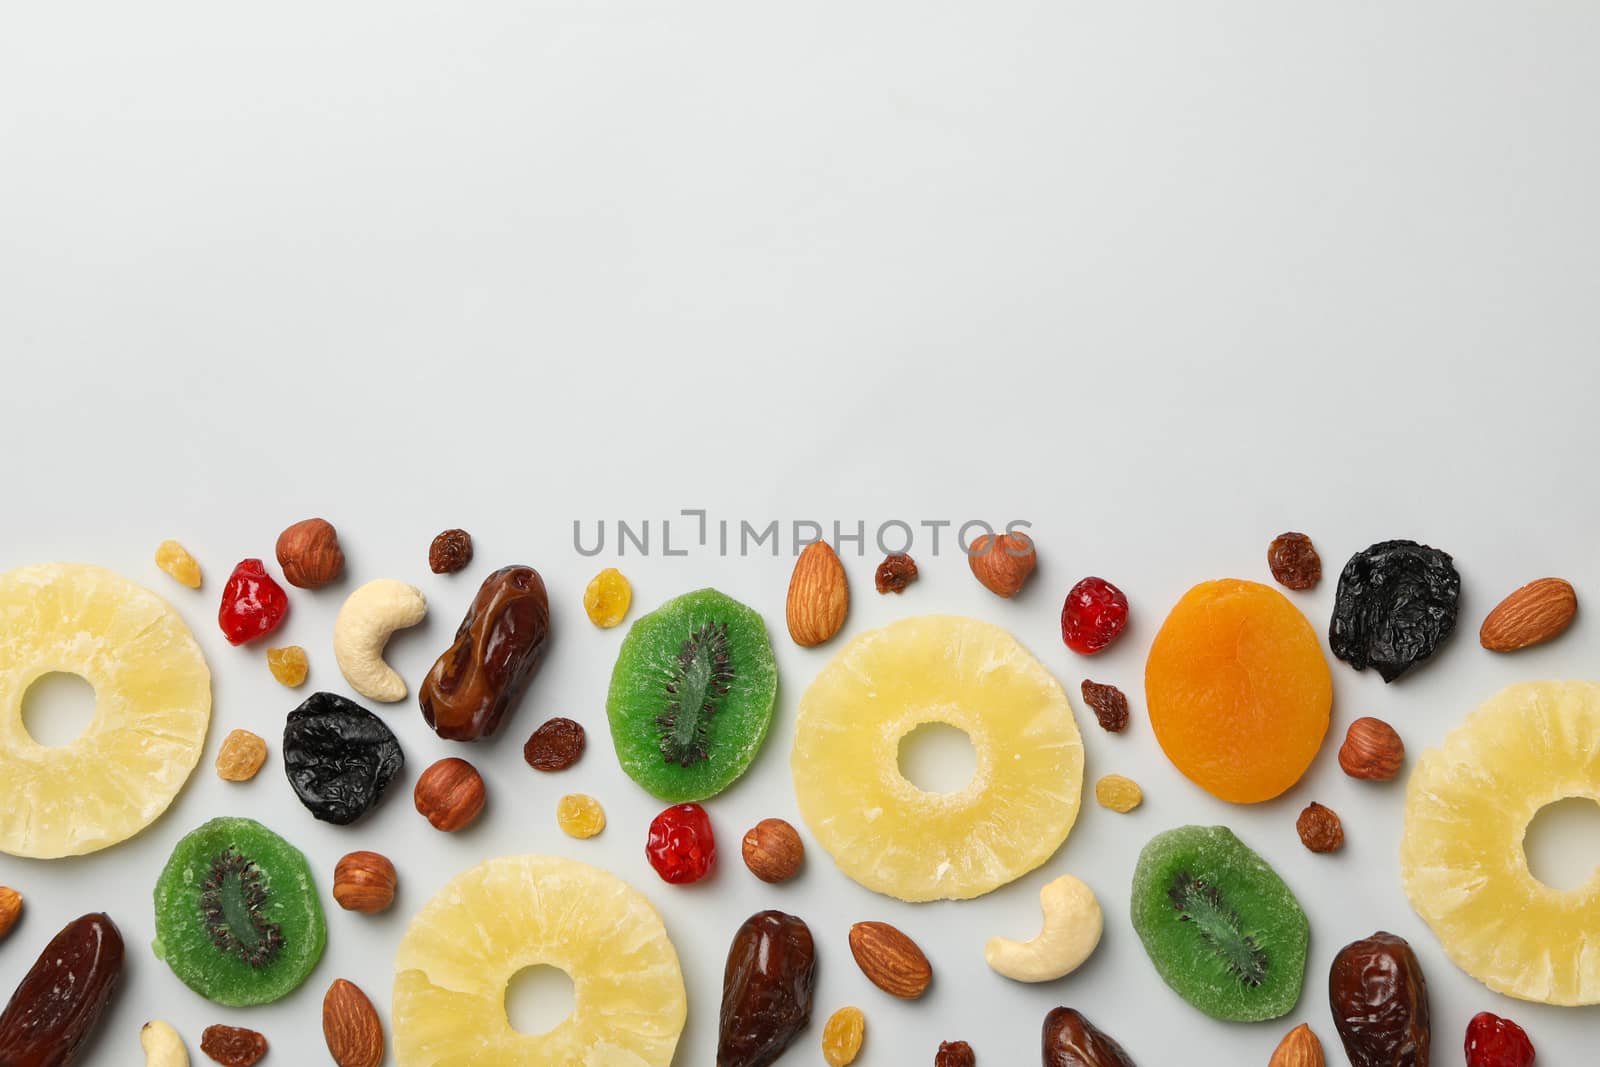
1329;931;1430;1067
1042;1007;1137;1067
0;913;124;1067
718;910;816;1067
419;565;550;741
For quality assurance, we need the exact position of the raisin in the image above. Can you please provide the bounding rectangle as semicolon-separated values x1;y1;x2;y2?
266;645;308;688
282;691;405;825
557;794;606;839
1329;932;1431;1067
1296;802;1344;853
718;911;816;1067
217;559;289;645
874;554;919;594
935;1040;976;1066
1094;774;1143;814
1330;540;1460;683
647;803;716;884
583;567;632;628
1061;577;1129;655
215;729;268;782
524;717;586;771
428;528;473;574
1268;531;1322;590
1465;1012;1535;1067
200;1024;268;1066
821;1006;865;1066
1080;680;1130;733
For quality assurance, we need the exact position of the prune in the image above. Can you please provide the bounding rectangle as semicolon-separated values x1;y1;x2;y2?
283;691;404;825
419;565;550;741
0;913;124;1067
1329;540;1459;682
718;910;815;1067
1329;931;1430;1067
1042;1007;1137;1067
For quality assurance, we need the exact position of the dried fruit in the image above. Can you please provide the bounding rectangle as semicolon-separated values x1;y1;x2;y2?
413;757;486;832
1061;576;1129;654
1042;1007;1137;1067
1479;577;1577;652
428;528;473;574
1339;717;1405;781
217;559;289;645
155;539;204;588
935;1040;975;1066
282;691;405;825
333;851;397;913
215;729;267;782
266;644;309;687
419;565;550;741
200;1025;268;1066
718;910;816;1067
1296;802;1344;853
1268;532;1322;591
323;978;384;1067
787;541;849;645
968;532;1037;598
0;913;123;1065
848;921;932;999
646;802;715;884
984;875;1102;983
874;553;918;594
1329;932;1430;1067
1080;680;1129;732
1330;540;1460;682
583;567;632;627
1094;774;1142;813
821;1007;865;1067
741;818;804;883
1464;1012;1535;1067
556;794;606;838
523;717;586;771
275;518;345;589
1270;1023;1326;1067
332;578;427;703
0;887;19;942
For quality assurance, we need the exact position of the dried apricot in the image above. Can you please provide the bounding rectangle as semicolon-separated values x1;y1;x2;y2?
267;645;309;688
583;567;632;628
557;794;606;838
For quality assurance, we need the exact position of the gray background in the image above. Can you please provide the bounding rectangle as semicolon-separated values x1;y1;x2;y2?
3;1;1600;1062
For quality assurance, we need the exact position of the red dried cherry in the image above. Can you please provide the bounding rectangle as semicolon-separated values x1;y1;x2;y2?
1465;1012;1535;1067
1061;577;1129;655
646;803;716;884
218;559;289;645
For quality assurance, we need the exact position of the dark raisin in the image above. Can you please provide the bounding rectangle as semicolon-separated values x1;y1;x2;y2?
282;691;404;825
1296;802;1344;853
1080;680;1130;733
1329;932;1430;1067
428;528;474;574
936;1040;976;1066
718;911;815;1067
200;1024;268;1066
1329;540;1460;682
875;553;919;594
524;717;587;771
1268;531;1322;590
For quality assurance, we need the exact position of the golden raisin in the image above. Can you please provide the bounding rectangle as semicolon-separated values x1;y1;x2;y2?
583;567;632;628
154;540;203;589
1094;773;1143;814
557;793;606;838
821;1006;865;1067
266;645;309;688
216;729;268;782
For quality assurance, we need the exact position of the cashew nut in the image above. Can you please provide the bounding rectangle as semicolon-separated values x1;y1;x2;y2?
141;1020;189;1067
333;579;427;702
984;874;1102;982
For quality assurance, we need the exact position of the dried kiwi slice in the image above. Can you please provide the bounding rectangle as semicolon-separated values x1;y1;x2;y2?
606;588;777;802
152;816;326;1007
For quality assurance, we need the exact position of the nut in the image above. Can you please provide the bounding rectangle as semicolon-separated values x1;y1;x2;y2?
322;978;384;1067
968;531;1037;598
848;921;932;999
1269;1023;1326;1067
414;757;486;832
333;851;397;913
1338;717;1405;781
1480;577;1578;652
0;886;20;942
741;818;804;883
333;578;427;702
275;518;345;589
984;874;1103;983
140;1020;188;1067
1296;802;1345;853
215;729;268;782
786;541;849;646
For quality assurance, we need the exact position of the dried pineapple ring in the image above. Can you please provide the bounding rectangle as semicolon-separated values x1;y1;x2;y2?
1401;681;1600;1005
0;563;211;858
792;615;1083;901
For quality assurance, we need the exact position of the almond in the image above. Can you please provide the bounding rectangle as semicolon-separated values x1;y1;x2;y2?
322;978;384;1067
848;920;932;999
786;541;849;647
1338;717;1405;782
1479;577;1577;652
968;532;1037;598
1269;1023;1325;1067
0;886;19;942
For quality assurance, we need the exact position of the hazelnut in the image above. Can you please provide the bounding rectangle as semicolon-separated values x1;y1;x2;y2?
414;757;486;832
333;851;397;913
741;817;804;883
276;518;345;589
1338;717;1405;781
968;532;1037;598
0;886;20;942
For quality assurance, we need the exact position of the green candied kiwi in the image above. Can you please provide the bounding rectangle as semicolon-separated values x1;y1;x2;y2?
606;588;778;802
1130;825;1309;1022
152;816;326;1007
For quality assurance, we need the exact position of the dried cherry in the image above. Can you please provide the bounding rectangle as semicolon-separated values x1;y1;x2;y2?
217;559;289;645
718;910;815;1067
1329;540;1459;682
282;691;404;825
524;717;586;771
1061;577;1129;655
1268;532;1322;590
647;802;716;884
1465;1012;1534;1067
1080;680;1130;733
1329;931;1430;1067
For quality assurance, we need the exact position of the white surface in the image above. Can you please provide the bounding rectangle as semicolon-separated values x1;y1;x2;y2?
3;2;1600;1062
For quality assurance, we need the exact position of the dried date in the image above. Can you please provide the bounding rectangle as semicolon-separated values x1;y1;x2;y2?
420;565;550;741
524;717;586;771
1329;931;1430;1067
1329;540;1459;683
201;1024;268;1066
283;691;405;825
0;913;124;1067
718;910;815;1067
1042;1007;1137;1067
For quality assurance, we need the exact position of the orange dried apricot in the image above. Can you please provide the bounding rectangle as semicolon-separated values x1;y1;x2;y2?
1145;579;1331;803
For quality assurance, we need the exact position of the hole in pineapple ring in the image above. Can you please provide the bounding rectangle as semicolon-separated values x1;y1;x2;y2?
1523;796;1600;892
20;671;97;748
897;722;978;796
504;964;577;1036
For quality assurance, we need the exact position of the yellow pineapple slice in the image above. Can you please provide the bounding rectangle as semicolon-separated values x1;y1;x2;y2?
0;563;211;858
393;855;686;1066
791;615;1083;901
1401;680;1600;1005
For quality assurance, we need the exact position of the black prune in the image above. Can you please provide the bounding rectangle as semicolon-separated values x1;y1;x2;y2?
282;691;404;824
1329;540;1459;683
